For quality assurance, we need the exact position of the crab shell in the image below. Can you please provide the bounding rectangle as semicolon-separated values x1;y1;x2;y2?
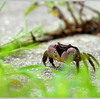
47;44;77;62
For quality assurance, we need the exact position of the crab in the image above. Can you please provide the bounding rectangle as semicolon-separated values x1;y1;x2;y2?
42;42;99;72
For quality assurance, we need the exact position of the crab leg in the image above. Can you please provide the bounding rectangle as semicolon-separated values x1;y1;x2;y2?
67;44;81;72
42;50;48;66
83;53;95;72
87;53;99;67
88;57;95;72
81;53;89;71
75;59;80;73
49;57;56;68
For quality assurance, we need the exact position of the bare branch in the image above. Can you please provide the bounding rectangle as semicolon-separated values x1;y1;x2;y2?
73;2;100;15
66;2;80;28
53;6;72;29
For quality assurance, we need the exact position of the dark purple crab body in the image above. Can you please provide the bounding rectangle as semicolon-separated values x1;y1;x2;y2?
42;42;99;72
47;44;76;62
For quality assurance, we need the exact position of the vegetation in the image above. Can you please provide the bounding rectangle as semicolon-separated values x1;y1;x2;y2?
0;1;6;12
0;1;100;98
0;59;100;97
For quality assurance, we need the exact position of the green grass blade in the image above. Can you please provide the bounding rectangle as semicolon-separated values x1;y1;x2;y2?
25;17;28;33
25;3;39;16
12;28;24;40
0;1;6;12
32;25;45;34
19;65;60;74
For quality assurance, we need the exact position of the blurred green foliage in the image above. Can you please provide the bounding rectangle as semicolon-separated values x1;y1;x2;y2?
0;58;100;97
24;1;66;17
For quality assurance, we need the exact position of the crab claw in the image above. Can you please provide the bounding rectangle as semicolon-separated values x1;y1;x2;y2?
61;48;76;62
47;44;61;62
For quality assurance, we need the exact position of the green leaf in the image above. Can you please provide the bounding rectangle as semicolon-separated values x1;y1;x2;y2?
50;8;58;17
25;3;39;16
45;1;55;8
